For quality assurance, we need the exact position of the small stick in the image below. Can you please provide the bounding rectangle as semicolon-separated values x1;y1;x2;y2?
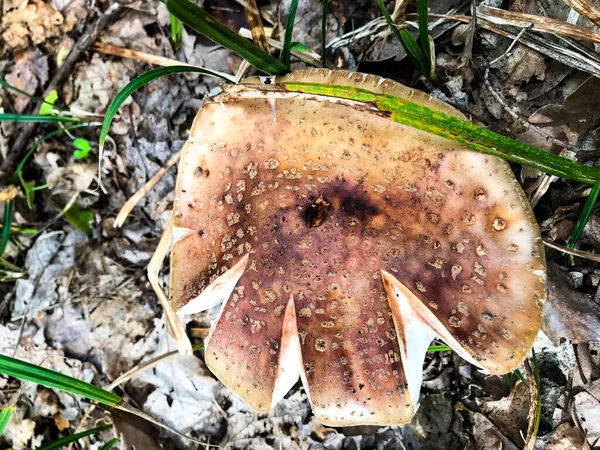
543;239;600;263
114;150;181;228
94;42;232;80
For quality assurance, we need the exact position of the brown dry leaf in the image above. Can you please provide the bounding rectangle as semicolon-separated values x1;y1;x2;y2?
111;408;162;450
478;381;530;446
546;422;586;450
1;0;64;49
543;262;600;344
468;411;520;450
571;378;600;447
501;44;547;94
101;13;160;53
66;53;136;113
527;77;600;146
5;47;49;113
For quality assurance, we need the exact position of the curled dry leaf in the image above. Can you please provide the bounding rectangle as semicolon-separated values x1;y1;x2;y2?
165;69;546;426
478;381;531;447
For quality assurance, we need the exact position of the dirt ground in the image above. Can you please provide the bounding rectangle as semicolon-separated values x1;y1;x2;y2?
1;0;600;448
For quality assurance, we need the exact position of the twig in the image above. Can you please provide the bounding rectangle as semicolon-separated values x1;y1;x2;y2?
114;150;182;228
93;43;230;80
478;6;600;44
543;239;600;263
0;4;121;177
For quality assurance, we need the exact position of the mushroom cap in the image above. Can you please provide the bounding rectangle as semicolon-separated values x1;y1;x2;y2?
170;69;546;426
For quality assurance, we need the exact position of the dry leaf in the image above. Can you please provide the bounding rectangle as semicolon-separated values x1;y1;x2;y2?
1;0;64;49
478;381;530;446
546;422;585;450
468;411;520;450
571;379;600;447
5;47;49;113
528;77;600;146
543;262;600;344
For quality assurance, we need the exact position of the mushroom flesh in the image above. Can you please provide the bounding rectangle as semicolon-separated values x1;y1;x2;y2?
167;69;546;426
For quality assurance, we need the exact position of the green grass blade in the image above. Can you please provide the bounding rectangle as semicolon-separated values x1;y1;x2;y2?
15;123;93;180
567;185;600;248
37;424;112;450
0;354;121;406
322;0;328;67
279;82;600;184
99;66;233;149
0;114;80;123
99;437;120;450
163;0;288;75
0;201;14;257
417;0;430;62
514;368;528;385
376;0;429;78
281;0;299;67
398;28;429;77
0;78;49;105
170;14;183;48
427;344;451;352
0;406;14;436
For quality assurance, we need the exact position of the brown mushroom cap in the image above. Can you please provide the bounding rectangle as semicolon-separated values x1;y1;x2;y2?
169;69;546;426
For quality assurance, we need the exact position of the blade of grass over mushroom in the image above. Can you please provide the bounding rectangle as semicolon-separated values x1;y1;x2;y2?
567;184;600;248
0;354;122;406
275;82;600;184
99;65;234;150
280;0;299;67
322;0;328;67
427;344;451;352
376;0;429;78
0;114;81;123
163;0;288;74
0;406;14;436
37;424;113;450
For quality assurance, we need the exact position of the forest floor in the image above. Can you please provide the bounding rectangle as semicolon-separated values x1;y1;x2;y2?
1;0;600;449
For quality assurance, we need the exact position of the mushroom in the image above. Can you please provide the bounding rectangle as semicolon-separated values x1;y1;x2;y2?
166;69;546;426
